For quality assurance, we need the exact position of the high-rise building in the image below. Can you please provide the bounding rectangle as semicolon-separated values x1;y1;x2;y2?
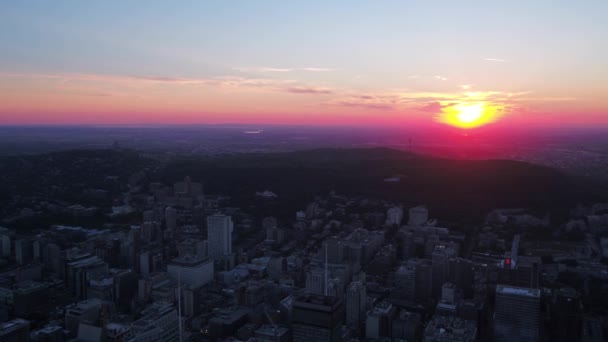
408;206;429;226
0;318;30;342
432;245;455;298
65;254;108;299
365;301;397;340
494;285;541;342
392;310;421;341
167;255;214;288
64;299;103;338
415;259;433;303
549;288;582;342
449;258;474;298
15;239;34;265
386;206;404;226
0;227;12;258
292;294;345;342
394;261;416;300
131;302;179;342
207;214;233;260
345;281;366;330
516;256;541;289
164;207;177;232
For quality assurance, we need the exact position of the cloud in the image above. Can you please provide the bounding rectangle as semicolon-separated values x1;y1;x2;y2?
337;101;393;110
460;84;472;90
300;67;334;72
483;58;508;62
232;67;293;72
434;75;448;81
2;72;334;96
233;66;334;73
327;93;402;111
419;102;444;113
283;86;333;95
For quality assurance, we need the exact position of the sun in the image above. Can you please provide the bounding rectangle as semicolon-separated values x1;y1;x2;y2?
456;103;484;124
436;102;502;129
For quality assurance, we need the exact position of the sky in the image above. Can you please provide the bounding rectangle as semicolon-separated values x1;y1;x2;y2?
1;1;607;128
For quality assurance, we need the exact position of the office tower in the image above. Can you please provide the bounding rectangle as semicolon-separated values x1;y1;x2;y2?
324;238;344;264
415;259;433;302
177;238;205;259
64;299;103;338
386;206;404;226
0;227;12;258
15;239;34;265
494;285;541;342
65;254;108;299
292;294;345;342
142;209;155;223
182;286;201;317
0;318;30;342
401;230;415;259
392;310;421;341
549;288;582;342
516;256;541;289
408;206;428;226
12;281;50;318
167;255;214;288
164;206;177;232
207;214;233;260
43;243;62;275
346;281;366;330
365;301;397;340
262;216;278;230
131;302;179;342
432;245;452;298
394;261;416;300
139;251;150;276
449;258;474;298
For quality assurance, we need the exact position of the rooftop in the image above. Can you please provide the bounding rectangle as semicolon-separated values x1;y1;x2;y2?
496;284;541;298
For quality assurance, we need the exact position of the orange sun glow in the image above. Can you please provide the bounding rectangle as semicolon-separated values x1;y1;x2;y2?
437;102;502;129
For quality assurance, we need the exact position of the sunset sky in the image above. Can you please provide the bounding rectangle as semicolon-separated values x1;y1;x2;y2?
1;1;607;128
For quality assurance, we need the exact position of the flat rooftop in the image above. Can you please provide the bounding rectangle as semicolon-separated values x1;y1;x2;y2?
496;284;541;298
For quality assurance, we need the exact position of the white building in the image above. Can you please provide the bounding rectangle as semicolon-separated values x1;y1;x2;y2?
207;214;233;260
167;255;214;288
386;206;404;226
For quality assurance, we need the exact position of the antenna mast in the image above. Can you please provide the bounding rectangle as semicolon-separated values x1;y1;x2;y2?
324;242;328;296
177;271;183;342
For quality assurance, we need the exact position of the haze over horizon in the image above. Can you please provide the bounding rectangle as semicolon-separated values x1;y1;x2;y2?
1;1;607;129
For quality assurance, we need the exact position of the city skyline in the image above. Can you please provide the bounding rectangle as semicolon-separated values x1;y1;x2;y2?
1;1;607;128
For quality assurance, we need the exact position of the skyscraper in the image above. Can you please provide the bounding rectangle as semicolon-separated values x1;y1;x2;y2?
494;285;541;342
346;281;367;330
385;206;403;226
207;214;233;260
394;261;416;300
0;318;30;342
165;206;177;232
408;206;428;226
292;294;345;342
